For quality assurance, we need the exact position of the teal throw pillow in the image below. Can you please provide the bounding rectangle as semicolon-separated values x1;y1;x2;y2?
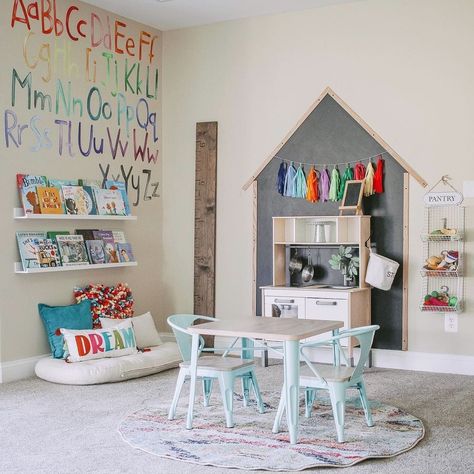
38;300;93;359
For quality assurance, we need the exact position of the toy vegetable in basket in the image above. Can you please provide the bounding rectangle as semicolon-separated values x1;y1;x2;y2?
423;285;458;308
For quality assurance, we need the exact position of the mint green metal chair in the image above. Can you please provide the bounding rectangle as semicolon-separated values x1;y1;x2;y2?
167;314;265;428
273;325;379;443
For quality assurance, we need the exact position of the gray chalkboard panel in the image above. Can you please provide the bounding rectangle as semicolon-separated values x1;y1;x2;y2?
256;95;406;350
342;180;363;207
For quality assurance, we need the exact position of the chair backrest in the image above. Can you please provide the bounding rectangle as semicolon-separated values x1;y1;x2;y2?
167;314;216;362
300;325;379;383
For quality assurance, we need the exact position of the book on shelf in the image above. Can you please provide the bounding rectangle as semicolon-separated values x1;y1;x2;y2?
94;188;126;216
105;180;131;215
37;187;64;214
93;230;119;263
46;231;70;245
117;243;135;263
112;230;127;244
16;174;48;214
79;178;102;188
56;235;90;266
75;229;99;241
48;179;79;187
16;231;47;270
61;185;97;215
37;239;61;267
85;240;107;264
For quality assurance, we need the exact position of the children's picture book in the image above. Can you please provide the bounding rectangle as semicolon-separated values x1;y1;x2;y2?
16;174;48;214
48;179;79;187
85;240;106;264
117;243;135;263
46;231;70;245
75;229;99;241
37;239;61;267
56;235;89;266
37;187;64;214
93;230;119;263
112;230;127;244
105;180;131;215
16;231;47;270
79;178;102;188
94;188;126;216
62;186;97;215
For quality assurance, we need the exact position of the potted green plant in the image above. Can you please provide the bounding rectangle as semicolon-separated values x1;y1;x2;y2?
328;246;360;286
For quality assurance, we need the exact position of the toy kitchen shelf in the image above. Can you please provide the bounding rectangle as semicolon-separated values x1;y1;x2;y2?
272;215;371;287
13;208;137;220
420;205;465;314
263;215;372;364
14;261;137;274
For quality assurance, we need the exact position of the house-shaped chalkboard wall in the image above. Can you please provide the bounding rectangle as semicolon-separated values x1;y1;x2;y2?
243;87;427;351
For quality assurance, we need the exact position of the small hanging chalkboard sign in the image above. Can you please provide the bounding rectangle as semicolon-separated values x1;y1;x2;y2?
339;180;364;215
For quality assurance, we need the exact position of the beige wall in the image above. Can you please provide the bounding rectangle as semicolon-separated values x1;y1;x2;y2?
0;0;162;363
162;0;474;356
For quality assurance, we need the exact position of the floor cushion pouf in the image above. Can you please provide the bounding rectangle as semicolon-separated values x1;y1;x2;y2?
35;342;181;385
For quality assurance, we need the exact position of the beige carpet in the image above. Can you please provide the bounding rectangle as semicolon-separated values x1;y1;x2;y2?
0;362;473;473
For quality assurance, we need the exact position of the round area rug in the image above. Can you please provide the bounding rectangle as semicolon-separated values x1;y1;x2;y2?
118;391;424;471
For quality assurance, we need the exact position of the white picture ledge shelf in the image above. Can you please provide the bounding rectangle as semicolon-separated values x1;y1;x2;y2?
13;208;137;221
14;262;138;274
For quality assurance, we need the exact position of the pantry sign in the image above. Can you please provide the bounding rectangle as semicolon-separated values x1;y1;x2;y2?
423;191;463;207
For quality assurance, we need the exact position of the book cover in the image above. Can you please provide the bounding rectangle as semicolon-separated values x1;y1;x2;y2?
16;231;47;270
112;230;127;244
93;230;119;263
16;174;48;214
75;229;99;241
117;243;135;263
94;188;126;216
105;180;131;215
79;178;102;188
85;240;106;264
37;187;64;214
46;231;70;245
37;239;61;267
48;179;79;187
62;186;96;215
56;235;89;266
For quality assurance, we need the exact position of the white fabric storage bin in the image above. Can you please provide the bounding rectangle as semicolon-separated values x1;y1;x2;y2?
365;251;399;291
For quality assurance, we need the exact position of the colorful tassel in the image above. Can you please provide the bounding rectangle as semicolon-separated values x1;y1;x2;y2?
364;161;375;196
354;162;366;180
294;165;307;198
319;167;330;202
374;156;384;193
329;166;341;202
276;162;287;195
338;165;354;200
284;161;297;197
306;167;319;202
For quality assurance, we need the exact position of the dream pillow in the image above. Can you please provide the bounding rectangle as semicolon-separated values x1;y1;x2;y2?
61;319;138;362
100;311;163;349
38;300;93;359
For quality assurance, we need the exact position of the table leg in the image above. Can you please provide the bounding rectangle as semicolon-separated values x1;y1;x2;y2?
186;333;200;430
284;339;300;445
332;328;340;367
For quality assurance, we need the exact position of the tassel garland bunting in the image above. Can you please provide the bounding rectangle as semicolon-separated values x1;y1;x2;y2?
354;162;366;180
284;162;297;197
294;165;307;198
306;167;319;202
276;162;287;195
374;157;384;193
364;161;375;196
338;165;354;201
329;167;341;202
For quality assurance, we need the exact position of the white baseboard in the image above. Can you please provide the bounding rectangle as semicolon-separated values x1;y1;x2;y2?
0;354;49;383
2;334;473;383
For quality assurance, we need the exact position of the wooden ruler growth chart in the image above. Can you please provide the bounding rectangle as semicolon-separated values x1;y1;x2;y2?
194;122;218;345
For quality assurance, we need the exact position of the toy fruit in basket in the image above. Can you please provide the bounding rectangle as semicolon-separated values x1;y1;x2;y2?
424;250;458;271
425;255;442;270
423;286;458;308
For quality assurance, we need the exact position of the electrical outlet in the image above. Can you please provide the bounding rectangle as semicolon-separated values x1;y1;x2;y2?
444;313;458;333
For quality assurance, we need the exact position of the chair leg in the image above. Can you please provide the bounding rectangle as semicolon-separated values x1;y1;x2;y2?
249;369;265;414
202;377;213;407
304;388;316;418
328;383;346;443
241;374;251;407
168;369;186;420
218;373;235;428
272;387;285;433
357;380;373;427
